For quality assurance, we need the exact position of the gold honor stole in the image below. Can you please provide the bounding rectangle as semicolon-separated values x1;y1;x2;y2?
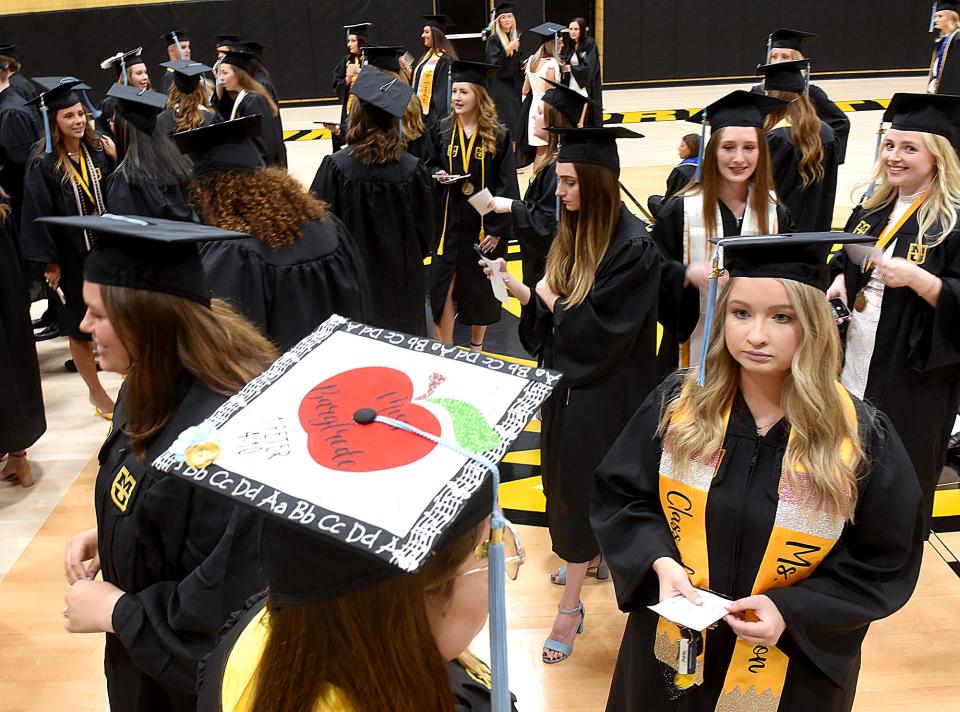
437;120;487;255
346;57;359;113
655;383;857;711
417;52;442;115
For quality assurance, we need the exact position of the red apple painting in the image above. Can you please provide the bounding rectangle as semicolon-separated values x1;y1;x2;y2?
298;366;442;471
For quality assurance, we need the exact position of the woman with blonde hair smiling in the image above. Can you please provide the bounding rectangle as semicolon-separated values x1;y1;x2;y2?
829;92;960;529
592;233;924;711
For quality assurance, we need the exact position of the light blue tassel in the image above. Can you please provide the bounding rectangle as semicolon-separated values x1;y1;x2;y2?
694;110;707;183
696;251;721;386
171;31;185;61
121;57;128;86
40;99;52;154
80;90;101;120
931;2;938;32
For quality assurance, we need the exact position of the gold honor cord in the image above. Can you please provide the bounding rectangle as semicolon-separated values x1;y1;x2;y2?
67;147;96;205
437;120;487;255
345;57;359;114
868;192;928;268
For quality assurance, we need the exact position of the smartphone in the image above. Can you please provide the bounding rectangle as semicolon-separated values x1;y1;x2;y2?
829;298;851;320
473;243;490;259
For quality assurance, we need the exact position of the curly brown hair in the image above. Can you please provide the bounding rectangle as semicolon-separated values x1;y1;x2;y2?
166;85;210;132
188;168;328;249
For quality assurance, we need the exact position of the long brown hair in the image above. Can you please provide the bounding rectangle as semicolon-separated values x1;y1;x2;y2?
386;68;426;143
188;168;328;248
764;90;824;188
420;28;458;62
544;163;621;307
48;107;106;185
229;66;279;118
533;102;569;176
166;84;210;132
448;84;500;157
250;519;487;712
101;288;277;459
345;96;405;166
680;127;776;238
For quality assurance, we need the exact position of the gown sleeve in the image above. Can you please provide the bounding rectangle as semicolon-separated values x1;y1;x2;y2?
485;36;510;78
332;55;349;100
590;376;685;611
650;197;699;342
809;84;851;163
906;225;960;371
200;241;271;336
764;409;924;688
510;164;557;255
309;154;342;211
570;41;600;90
413;158;437;257
664;166;690;198
482;130;520;240
20;156;59;265
110;478;264;695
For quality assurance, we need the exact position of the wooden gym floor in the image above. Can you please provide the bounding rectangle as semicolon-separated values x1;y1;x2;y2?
2;75;959;711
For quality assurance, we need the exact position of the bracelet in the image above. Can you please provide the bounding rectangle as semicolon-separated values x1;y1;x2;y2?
919;275;939;299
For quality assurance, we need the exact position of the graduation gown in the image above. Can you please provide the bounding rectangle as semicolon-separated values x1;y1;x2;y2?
514;161;558;291
651;197;793;383
0;86;40;221
0;205;45;452
216;91;287;168
590;377;924;711
20;146;113;339
96;95;118;140
832;203;960;525
310;148;434;336
96;378;266;712
155;106;219;136
196;593;520;712
412;52;453;130
766;121;839;232
563;39;603;127
520;206;660;562
929;32;960;97
485;36;523;136
105;170;193;221
199;217;371;352
332;54;360;152
664;161;697;199
750;83;850;164
9;72;38;103
423;118;519;326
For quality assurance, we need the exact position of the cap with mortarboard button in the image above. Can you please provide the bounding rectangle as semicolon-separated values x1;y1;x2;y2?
883;91;960;147
25;78;85;153
101;47;145;84
220;49;253;75
162;29;189;47
351;66;414;120
106;84;168;133
160;59;211;94
216;33;240;48
548;126;643;177
493;2;516;17
756;59;810;95
173;114;265;175
541;77;601;127
529;21;566;39
423;14;454;32
362;46;404;74
451;60;497;88
767;28;817;53
344;22;373;40
240;41;268;61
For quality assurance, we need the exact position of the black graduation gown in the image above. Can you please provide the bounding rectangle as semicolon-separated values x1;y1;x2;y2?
0;205;45;452
310;148;434;336
590;377;924;712
9;72;38;103
766;121;839;232
665;162;697;199
96;378;266;712
563;39;602;127
199;217;371;352
651;197;793;383
423;118;520;326
750;83;850;164
20;146;113;339
155;106;219;136
0;87;40;221
832;203;960;526
514;160;558;291
96;95;118;140
105;170;194;221
485;36;523;136
254;71;279;105
520;206;661;562
332;53;360;152
216;91;286;168
930;33;960;96
404;130;429;161
412;52;453;131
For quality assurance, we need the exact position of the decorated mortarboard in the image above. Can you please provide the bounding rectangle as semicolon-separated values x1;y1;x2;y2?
106;84;167;133
151;314;560;710
493;2;516;16
547;126;643;176
162;29;189;47
541;77;601;127
344;22;373;39
451;60;497;87
25;78;85;154
351;67;414;119
529;22;566;39
756;59;810;95
362;45;404;73
173;114;265;175
100;47;145;85
423;14;454;31
220;49;254;74
160;59;212;93
767;28;817;52
34;214;251;306
883;92;960;146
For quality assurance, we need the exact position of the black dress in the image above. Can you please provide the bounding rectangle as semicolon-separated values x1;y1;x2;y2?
21;145;113;340
521;206;660;563
412;51;453;130
485;35;523;137
0;86;40;221
832;202;960;526
216;91;286;168
563;39;602;127
0;205;45;452
591;377;924;711
766;122;839;232
423;118;519;327
652;198;793;383
96;377;266;712
310;148;434;336
199;218;371;352
105;169;193;221
155;106;219;136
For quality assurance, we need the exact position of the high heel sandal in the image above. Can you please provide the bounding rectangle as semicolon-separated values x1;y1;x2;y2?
542;601;585;664
3;452;34;488
94;407;113;421
549;558;610;586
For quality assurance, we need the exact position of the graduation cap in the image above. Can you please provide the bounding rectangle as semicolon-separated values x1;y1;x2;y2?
26;78;86;154
160;59;211;93
351;66;414;119
756;59;810;94
34;214;251;306
173;114;264;175
529;22;566;39
149;314;559;711
101;48;145;85
493;2;516;16
937;2;960;12
161;29;189;52
451;60;497;88
362;45;404;73
344;22;373;40
541;77;600;127
0;44;16;59
241;41;268;61
220;49;253;74
423;14;454;32
883;92;960;146
32;75;102;121
767;28;817;53
548;126;643;176
106;84;167;133
215;33;240;48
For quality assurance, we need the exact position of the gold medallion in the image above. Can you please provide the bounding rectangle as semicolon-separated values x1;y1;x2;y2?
907;241;928;265
461;181;475;196
185;441;221;469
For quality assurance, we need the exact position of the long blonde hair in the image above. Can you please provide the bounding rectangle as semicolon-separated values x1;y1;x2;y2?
860;131;960;248
939;10;960;37
448;84;500;157
544;163;621;307
658;278;864;519
764;89;824;188
489;14;518;56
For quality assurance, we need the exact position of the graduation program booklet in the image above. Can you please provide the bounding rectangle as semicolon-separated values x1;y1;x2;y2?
648;589;731;631
467;188;494;216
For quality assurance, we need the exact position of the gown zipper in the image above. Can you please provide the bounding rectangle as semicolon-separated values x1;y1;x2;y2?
728;436;760;596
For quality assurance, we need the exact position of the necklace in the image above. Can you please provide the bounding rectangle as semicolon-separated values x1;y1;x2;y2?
755;416;781;435
899;183;932;201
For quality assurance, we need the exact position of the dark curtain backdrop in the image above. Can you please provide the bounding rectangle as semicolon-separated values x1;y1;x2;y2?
1;0;934;103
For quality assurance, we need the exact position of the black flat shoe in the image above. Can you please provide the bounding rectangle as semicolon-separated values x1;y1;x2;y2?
34;324;61;341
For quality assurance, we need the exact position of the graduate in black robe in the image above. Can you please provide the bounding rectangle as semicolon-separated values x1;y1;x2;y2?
559;20;602;127
928;3;960;95
0;45;38;103
0;73;39;222
758;61;840;232
332;23;370;153
215;50;286;169
155;58;219;137
173;115;370;352
412;15;456;131
55;215;276;712
96;49;151;141
424;61;520;346
311;68;434;336
485;5;524;139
